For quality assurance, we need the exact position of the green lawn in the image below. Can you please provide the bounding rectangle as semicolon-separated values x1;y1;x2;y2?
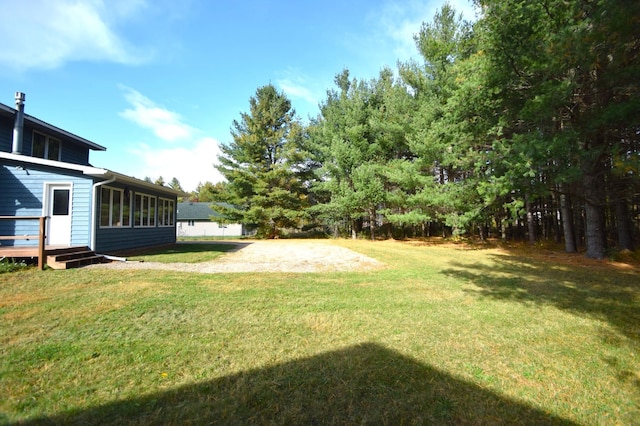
1;240;638;425
126;243;239;263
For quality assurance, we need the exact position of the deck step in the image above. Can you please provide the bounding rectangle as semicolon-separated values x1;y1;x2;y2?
52;250;97;262
46;247;110;270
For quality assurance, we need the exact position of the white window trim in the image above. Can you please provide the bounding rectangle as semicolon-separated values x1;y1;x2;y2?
99;186;131;228
158;197;175;227
32;131;62;161
134;192;157;228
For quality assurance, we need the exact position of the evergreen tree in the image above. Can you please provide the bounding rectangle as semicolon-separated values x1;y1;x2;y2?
192;181;226;202
398;2;482;237
477;0;640;257
168;177;184;192
215;84;309;238
311;69;397;239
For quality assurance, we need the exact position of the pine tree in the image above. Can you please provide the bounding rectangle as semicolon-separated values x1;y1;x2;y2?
215;84;309;238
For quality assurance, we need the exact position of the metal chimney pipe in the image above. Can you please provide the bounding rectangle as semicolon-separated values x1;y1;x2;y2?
12;92;26;155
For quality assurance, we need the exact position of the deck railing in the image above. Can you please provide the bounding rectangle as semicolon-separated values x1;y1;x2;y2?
0;216;47;270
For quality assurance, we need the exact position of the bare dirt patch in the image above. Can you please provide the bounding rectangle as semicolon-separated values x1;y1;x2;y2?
93;240;384;273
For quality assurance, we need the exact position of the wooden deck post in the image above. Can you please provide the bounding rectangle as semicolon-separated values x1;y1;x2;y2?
38;216;46;270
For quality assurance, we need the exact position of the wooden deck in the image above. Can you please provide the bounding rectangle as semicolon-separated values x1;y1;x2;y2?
0;245;91;269
0;245;41;258
0;216;47;270
0;245;73;258
1;217;105;270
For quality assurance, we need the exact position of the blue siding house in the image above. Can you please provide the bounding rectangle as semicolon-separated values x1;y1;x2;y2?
0;92;182;256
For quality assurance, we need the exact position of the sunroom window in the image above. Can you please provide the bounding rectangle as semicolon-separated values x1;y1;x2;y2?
134;193;156;227
158;198;175;227
100;187;131;228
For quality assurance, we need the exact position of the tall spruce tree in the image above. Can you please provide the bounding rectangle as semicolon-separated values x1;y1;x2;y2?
214;84;308;238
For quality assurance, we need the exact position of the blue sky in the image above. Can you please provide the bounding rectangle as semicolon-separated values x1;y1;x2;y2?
0;0;476;191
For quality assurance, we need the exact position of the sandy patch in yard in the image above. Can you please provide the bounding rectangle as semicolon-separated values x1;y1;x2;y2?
91;240;384;273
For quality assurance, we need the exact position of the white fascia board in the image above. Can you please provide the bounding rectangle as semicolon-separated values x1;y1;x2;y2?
0;151;108;175
0;152;186;197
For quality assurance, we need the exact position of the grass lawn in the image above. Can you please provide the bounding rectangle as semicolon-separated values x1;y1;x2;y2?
1;239;639;424
126;243;239;263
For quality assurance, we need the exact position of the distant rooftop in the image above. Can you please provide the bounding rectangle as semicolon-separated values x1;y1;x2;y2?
176;202;228;220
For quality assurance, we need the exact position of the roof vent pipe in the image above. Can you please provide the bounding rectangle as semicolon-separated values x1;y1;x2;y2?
12;92;26;155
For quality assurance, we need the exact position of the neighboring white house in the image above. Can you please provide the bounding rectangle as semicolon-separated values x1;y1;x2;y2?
176;202;244;237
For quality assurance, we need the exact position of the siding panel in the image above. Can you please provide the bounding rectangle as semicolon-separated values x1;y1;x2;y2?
0;161;93;247
61;143;90;165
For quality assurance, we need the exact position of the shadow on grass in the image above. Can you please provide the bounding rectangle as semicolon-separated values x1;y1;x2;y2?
134;242;252;257
174;242;251;254
19;343;572;425
442;252;640;392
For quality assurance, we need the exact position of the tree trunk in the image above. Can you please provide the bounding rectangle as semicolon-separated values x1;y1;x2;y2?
559;184;577;253
351;217;363;239
478;224;485;241
369;209;376;241
525;193;537;244
615;198;635;251
583;171;607;259
500;216;507;240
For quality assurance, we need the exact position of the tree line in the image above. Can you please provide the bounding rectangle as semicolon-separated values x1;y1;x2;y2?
202;0;639;259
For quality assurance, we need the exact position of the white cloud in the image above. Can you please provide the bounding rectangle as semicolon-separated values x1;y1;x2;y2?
120;87;195;142
128;137;225;192
275;69;324;119
375;0;478;63
278;79;318;105
118;88;223;191
0;0;149;70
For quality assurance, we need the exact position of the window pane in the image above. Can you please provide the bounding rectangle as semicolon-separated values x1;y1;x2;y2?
48;138;61;160
100;188;110;227
135;194;142;226
142;196;149;226
52;189;70;216
169;201;174;226
123;191;130;227
158;201;165;226
112;190;121;227
33;133;46;158
149;197;156;227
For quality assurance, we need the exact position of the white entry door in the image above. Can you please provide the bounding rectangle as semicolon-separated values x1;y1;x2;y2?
45;183;72;246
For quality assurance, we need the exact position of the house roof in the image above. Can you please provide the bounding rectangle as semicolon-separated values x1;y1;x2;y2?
0;152;185;197
0;102;107;152
176;202;229;220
